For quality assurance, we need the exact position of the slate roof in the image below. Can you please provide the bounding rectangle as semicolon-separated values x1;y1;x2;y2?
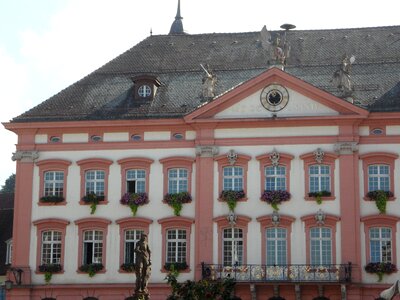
11;25;400;122
0;193;13;275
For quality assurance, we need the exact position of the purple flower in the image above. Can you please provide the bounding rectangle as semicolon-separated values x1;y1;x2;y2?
365;262;397;274
120;192;149;206
261;190;291;204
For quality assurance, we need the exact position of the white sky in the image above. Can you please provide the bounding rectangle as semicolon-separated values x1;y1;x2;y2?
0;0;399;186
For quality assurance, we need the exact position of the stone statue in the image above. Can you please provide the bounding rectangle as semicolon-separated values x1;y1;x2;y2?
201;64;217;100
378;280;399;300
134;234;151;299
333;55;355;98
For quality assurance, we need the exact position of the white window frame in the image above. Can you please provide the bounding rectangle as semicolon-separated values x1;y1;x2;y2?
222;227;243;266
368;164;390;192
266;227;287;265
310;227;332;265
168;168;188;193
369;227;392;263
138;85;151;97
41;231;62;265
83;230;103;264
309;165;331;193
124;229;144;264
265;165;286;191
85;170;105;196
166;229;187;263
44;171;64;197
223;166;243;191
126;169;146;193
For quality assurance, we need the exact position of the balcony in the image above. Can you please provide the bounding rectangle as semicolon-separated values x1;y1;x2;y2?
201;263;352;283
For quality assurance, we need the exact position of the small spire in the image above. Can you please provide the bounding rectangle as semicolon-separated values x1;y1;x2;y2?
169;0;185;35
176;0;182;20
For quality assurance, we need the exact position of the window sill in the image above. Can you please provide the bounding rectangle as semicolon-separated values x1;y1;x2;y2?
304;196;336;201
38;201;67;206
35;270;65;275
363;196;396;201
79;200;109;205
76;269;106;275
160;267;191;274
218;197;248;202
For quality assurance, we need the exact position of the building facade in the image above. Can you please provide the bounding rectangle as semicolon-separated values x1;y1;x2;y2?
3;5;400;300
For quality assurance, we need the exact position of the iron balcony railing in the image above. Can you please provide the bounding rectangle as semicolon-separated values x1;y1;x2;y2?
201;263;352;283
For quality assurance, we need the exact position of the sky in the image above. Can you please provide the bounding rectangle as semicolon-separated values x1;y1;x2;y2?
0;0;399;186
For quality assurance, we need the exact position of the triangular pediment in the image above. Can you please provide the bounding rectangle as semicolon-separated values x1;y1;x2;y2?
185;68;368;122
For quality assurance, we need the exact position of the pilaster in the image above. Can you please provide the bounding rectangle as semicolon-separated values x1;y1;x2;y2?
194;145;218;280
335;141;362;283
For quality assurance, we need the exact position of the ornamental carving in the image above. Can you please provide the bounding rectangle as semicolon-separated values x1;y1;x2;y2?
226;150;238;165
313;148;325;164
269;150;280;167
12;151;39;162
195;145;219;158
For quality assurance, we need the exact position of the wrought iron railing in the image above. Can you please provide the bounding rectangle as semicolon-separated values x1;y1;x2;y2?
201;263;352;283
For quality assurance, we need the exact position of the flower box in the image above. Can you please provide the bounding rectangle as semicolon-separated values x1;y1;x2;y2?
79;263;104;277
365;262;397;282
261;190;291;211
308;191;331;204
219;190;245;211
120;262;135;273
366;190;393;214
40;195;65;203
120;192;149;216
164;192;192;216
164;262;188;271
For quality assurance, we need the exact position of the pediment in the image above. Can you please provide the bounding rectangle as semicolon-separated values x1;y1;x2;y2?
185;68;368;122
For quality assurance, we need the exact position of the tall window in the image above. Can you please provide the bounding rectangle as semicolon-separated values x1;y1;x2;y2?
223;228;243;266
168;168;188;193
124;229;144;264
85;170;105;196
265;166;286;191
266;227;287;265
44;171;64;196
223;166;243;191
370;227;392;263
310;227;332;265
41;231;62;265
309;165;330;193
166;229;187;263
126;169;146;193
83;230;103;264
368;165;390;192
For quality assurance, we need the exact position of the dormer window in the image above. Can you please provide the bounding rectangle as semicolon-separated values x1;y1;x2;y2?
132;75;161;101
138;85;152;98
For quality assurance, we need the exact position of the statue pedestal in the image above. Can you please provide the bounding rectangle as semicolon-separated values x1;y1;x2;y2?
133;292;149;300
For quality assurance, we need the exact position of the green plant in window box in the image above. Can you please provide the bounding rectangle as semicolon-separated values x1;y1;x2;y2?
79;263;104;277
164;192;192;216
121;262;135;273
39;195;65;203
366;190;393;214
219;190;245;212
365;262;397;282
261;190;291;211
308;191;331;205
39;263;62;283
120;192;149;216
82;193;105;214
164;262;188;272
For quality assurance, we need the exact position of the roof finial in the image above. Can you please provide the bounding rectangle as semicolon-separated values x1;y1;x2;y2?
169;0;185;35
176;0;182;20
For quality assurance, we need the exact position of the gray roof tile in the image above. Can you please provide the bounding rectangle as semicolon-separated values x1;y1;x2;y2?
12;26;400;122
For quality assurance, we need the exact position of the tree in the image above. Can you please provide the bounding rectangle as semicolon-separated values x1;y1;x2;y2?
1;173;15;193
